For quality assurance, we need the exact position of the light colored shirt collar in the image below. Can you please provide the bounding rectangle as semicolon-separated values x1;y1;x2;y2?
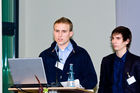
55;42;73;64
55;42;73;52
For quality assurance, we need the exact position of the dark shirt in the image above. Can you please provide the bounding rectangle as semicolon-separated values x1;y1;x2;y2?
98;51;140;93
112;51;128;93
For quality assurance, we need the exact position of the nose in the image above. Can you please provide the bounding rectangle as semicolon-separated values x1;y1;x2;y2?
58;31;62;37
111;38;116;44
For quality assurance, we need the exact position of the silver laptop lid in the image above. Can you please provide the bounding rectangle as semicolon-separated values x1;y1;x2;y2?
8;57;47;84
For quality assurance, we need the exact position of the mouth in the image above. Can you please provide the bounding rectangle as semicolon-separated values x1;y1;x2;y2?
58;38;63;42
112;45;117;48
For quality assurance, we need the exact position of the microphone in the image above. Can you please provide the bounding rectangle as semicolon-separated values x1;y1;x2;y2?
49;45;62;87
56;45;59;56
56;45;59;85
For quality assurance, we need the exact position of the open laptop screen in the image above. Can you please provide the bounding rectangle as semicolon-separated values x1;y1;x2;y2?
8;57;47;88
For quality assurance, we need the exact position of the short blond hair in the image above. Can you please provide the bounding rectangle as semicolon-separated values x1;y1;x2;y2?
54;17;73;31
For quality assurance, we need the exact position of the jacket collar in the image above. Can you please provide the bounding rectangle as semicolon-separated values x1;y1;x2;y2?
49;39;79;53
124;51;134;76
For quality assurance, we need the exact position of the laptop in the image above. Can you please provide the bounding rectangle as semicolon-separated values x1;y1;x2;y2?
8;57;47;88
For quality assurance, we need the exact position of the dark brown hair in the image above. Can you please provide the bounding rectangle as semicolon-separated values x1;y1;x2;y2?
111;26;132;48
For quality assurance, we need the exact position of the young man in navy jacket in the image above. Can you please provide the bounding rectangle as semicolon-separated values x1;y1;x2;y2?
39;17;97;89
98;26;140;93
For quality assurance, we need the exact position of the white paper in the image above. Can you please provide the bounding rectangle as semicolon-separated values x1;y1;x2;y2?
61;79;83;88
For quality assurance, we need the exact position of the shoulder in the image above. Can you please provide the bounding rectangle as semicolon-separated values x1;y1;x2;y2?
39;41;56;57
101;53;115;65
76;45;88;53
103;53;115;60
127;52;140;61
73;45;92;58
70;39;89;54
39;48;50;57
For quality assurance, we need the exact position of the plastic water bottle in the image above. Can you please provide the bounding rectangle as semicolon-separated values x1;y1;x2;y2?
67;64;75;87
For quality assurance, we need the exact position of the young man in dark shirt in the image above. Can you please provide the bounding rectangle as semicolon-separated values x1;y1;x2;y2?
98;26;140;93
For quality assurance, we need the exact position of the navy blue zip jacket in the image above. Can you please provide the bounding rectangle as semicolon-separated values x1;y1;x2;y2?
39;39;97;89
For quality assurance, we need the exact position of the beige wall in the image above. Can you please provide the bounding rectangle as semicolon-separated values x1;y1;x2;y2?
19;0;116;87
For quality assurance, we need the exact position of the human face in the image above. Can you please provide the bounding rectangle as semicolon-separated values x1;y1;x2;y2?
53;23;73;48
111;33;129;52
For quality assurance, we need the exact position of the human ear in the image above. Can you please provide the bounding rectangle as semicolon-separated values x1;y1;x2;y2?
125;39;130;44
70;31;73;37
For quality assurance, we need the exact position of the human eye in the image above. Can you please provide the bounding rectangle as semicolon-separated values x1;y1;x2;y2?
55;30;59;32
116;37;121;40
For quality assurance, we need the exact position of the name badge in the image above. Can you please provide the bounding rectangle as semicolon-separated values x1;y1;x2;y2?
55;61;64;70
127;76;136;85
